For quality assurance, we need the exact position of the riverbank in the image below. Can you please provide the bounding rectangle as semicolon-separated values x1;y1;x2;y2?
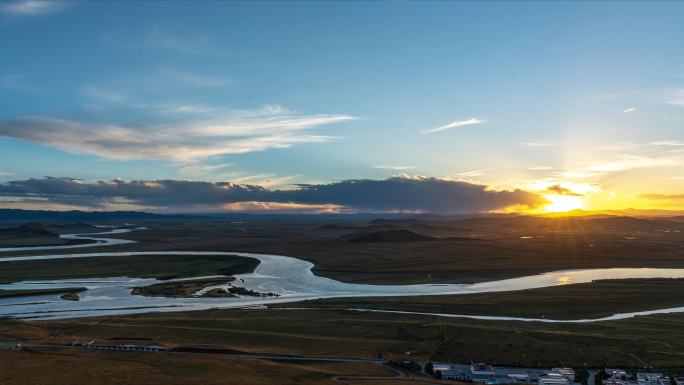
287;278;684;320
0;254;260;284
0;287;86;299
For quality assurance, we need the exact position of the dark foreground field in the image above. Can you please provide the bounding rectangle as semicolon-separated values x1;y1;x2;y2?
0;254;259;284
3;305;684;368
295;278;684;320
0;349;430;385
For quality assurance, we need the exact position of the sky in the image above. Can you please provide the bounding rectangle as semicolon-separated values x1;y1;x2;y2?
1;0;684;214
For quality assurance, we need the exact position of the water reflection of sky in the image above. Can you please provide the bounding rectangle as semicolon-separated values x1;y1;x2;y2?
4;230;684;321
3;252;684;321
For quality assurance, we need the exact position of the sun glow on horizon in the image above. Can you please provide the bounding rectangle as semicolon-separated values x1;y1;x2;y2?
543;194;585;213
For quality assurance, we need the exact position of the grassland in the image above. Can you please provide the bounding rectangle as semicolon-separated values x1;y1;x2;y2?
4;307;684;368
131;277;235;297
5;216;684;372
11;215;684;285
0;349;405;385
0;223;99;247
292;278;684;319
5;277;684;368
0;254;259;284
0;287;86;299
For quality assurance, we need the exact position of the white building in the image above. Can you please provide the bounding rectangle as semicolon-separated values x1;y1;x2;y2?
539;372;570;385
506;369;531;383
552;368;576;382
638;373;666;384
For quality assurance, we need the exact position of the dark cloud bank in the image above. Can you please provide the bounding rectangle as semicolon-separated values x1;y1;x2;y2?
0;176;546;213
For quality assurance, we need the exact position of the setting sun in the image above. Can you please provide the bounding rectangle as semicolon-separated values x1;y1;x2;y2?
543;194;584;213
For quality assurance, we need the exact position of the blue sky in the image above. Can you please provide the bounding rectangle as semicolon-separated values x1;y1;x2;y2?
1;1;684;212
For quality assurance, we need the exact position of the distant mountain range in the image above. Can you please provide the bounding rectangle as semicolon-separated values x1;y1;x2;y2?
539;208;684;218
2;208;684;225
0;209;195;223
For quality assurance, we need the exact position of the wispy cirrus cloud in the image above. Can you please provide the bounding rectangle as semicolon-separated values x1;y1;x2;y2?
587;155;679;172
373;165;415;170
638;193;684;201
0;74;38;92
230;174;301;189
520;141;559;147
82;85;128;103
649;140;684;147
622;107;637;113
551;170;603;179
159;68;233;88
178;163;235;178
453;170;484;177
0;105;358;163
422;118;485;134
145;27;217;55
664;88;684;108
1;0;72;15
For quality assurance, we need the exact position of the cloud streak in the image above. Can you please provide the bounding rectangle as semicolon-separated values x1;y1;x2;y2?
159;69;233;88
520;141;559;147
638;193;684;201
453;170;484;177
0;176;547;213
373;165;415;170
587;156;678;172
422;118;485;134
0;105;358;162
649;140;684;147
1;0;71;15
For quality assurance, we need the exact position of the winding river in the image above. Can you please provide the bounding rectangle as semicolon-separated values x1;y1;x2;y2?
2;227;684;322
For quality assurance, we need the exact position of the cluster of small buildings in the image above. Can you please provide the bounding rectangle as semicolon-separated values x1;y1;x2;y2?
430;362;578;385
604;368;683;385
71;340;168;353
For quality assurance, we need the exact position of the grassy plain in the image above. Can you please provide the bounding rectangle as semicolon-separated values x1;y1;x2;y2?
0;223;99;247
0;287;86;298
4;307;684;368
8;215;682;285
4;215;684;373
0;254;259;284
132;277;234;297
294;278;684;319
0;349;404;385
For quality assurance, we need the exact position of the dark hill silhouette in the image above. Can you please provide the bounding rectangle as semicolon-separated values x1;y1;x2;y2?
318;224;361;230
0;223;57;237
0;209;199;224
347;229;437;243
345;229;476;243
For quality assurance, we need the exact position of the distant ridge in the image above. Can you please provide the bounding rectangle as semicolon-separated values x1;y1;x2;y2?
345;229;476;243
0;223;57;237
0;209;201;223
537;208;684;218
